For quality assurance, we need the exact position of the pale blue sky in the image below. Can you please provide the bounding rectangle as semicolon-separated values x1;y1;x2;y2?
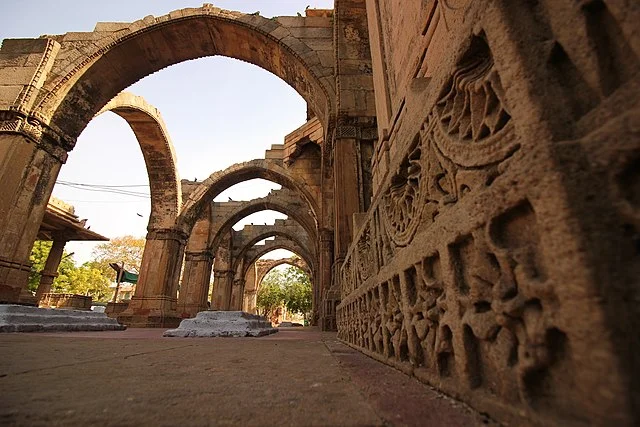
0;0;334;263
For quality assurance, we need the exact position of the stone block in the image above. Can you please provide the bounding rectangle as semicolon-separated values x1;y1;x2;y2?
302;38;333;52
93;22;130;32
0;66;38;85
288;27;333;40
163;311;278;337
275;16;306;28
0;39;50;55
0;85;23;109
0;304;126;332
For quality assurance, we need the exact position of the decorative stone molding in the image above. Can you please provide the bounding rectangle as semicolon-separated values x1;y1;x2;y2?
0;110;73;162
184;250;214;262
335;116;378;141
146;228;188;243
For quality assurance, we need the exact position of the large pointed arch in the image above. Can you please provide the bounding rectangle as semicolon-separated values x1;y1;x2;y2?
97;92;180;229
178;159;319;233
34;6;334;140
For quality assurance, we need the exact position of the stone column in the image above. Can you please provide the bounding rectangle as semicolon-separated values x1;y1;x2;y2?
0;130;70;304
332;133;361;262
0;39;65;304
34;238;67;301
212;268;233;310
211;230;233;310
230;259;245;311
242;264;257;313
117;228;186;327
316;228;333;325
177;250;213;318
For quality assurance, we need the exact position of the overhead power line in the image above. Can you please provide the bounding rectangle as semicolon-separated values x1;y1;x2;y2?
56;180;149;188
56;181;150;198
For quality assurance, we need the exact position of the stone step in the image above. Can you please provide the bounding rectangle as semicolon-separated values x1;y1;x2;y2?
163;311;278;337
0;304;126;332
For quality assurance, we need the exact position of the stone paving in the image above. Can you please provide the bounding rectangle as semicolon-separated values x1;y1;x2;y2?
0;328;491;426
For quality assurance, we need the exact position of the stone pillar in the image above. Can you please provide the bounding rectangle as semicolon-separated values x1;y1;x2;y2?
316;228;333;325
34;238;67;301
177;250;213;318
211;230;233;310
332;133;361;262
0;39;65;304
230;259;245;311
230;278;244;311
117;228;186;327
0;131;70;303
242;264;257;313
212;268;233;310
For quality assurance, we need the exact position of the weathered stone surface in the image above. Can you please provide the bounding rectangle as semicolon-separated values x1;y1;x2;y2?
0;304;126;332
163;311;278;337
0;1;639;425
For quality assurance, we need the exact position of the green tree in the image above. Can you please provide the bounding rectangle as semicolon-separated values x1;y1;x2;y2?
27;240;75;293
256;265;312;320
91;235;145;280
283;266;312;320
52;263;111;302
256;270;285;318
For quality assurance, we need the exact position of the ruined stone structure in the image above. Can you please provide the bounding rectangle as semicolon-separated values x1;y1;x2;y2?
0;1;638;424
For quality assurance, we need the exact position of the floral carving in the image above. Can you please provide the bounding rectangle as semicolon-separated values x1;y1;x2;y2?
382;135;426;247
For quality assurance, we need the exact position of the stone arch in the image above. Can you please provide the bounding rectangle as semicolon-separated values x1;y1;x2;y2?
178;159;320;234
232;228;314;274
97;92;180;229
34;6;335;140
241;243;314;315
208;189;317;251
255;257;310;292
244;242;314;281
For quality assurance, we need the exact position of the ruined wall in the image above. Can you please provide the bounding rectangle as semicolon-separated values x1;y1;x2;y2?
338;0;640;425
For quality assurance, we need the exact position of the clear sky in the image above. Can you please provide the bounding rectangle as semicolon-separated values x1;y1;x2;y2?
1;0;333;264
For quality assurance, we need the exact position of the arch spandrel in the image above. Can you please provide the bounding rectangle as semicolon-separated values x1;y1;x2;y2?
35;7;335;139
97;92;181;229
178;159;320;233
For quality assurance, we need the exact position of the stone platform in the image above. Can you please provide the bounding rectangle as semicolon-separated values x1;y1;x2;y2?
0;304;126;332
163;311;278;337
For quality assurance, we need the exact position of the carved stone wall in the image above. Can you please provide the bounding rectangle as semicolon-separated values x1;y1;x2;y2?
338;0;640;425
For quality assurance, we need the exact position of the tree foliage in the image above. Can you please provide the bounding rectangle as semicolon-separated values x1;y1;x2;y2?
27;240;74;293
256;272;285;318
91;235;145;280
256;265;312;320
26;236;145;302
52;263;112;302
282;266;312;317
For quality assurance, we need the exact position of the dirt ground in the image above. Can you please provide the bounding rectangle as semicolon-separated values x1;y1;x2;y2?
0;327;492;426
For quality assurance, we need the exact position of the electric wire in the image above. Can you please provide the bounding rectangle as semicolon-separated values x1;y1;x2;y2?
55;181;151;199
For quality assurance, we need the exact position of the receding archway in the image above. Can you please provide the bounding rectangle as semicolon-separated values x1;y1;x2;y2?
208;189;317;251
254;257;310;292
179;159;320;233
232;228;314;275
